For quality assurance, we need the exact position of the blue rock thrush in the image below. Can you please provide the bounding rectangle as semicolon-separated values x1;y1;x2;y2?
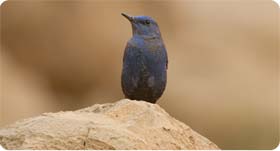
121;13;168;103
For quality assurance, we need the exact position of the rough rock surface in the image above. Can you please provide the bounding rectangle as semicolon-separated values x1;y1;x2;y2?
0;99;219;150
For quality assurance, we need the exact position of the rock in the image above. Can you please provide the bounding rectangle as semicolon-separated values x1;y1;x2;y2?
0;99;219;150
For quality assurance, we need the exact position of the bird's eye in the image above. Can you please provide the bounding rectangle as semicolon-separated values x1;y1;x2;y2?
145;20;150;25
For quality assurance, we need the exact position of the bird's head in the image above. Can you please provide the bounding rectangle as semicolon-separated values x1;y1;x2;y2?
121;13;161;38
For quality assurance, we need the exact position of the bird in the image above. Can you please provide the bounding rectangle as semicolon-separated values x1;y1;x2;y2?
121;13;168;103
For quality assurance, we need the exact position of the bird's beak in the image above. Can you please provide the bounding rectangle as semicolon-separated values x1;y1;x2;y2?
121;13;134;22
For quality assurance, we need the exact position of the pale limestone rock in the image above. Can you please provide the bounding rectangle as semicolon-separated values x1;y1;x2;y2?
0;99;219;150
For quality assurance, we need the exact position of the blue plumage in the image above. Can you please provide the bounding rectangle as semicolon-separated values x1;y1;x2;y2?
121;13;168;103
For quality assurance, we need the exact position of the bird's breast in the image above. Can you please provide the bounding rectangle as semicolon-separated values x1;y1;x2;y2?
125;37;167;67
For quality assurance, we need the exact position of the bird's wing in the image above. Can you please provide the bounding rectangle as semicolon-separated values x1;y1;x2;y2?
122;41;144;78
122;41;142;96
166;53;168;70
123;41;138;63
163;47;168;70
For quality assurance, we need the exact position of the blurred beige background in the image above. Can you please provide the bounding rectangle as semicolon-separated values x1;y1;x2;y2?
0;0;279;149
